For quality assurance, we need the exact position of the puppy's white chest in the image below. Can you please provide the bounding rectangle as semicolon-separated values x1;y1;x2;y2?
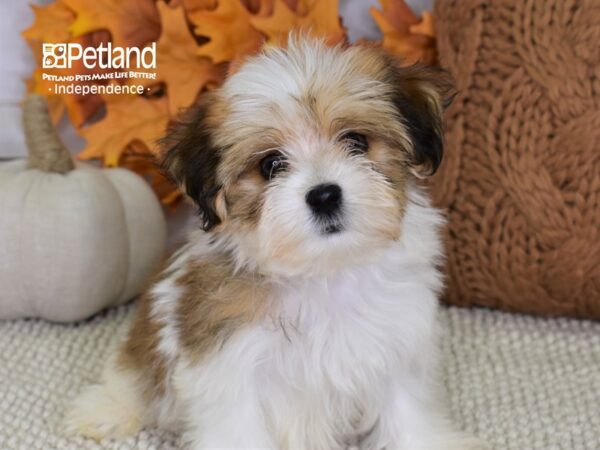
252;257;438;447
272;273;396;375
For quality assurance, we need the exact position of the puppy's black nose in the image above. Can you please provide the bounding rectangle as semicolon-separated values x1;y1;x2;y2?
306;183;342;216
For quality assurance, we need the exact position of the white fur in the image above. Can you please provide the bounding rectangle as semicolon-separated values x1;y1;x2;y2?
151;248;189;361
63;354;146;440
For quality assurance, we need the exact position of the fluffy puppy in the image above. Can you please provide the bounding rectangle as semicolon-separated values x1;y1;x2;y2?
65;38;485;450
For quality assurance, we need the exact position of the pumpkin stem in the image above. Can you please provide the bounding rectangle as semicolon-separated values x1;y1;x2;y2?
24;94;75;174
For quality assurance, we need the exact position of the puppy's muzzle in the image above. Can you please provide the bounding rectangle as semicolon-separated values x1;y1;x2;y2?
306;183;344;234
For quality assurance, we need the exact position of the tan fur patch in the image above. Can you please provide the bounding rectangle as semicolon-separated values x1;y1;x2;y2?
224;170;266;227
118;253;273;395
118;283;168;400
367;138;409;209
216;125;284;186
174;254;272;362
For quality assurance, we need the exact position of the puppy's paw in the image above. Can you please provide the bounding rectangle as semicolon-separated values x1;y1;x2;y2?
62;384;142;441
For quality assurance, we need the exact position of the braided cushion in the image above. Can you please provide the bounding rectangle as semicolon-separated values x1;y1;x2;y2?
431;0;600;318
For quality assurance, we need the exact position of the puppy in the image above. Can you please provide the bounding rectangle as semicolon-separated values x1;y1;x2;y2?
66;38;485;450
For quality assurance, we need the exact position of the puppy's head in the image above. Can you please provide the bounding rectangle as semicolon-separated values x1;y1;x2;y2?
161;38;452;277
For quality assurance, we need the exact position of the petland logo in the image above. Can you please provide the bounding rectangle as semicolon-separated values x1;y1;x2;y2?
42;42;156;70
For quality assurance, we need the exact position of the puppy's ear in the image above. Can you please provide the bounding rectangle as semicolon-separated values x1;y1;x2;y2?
388;62;454;177
160;94;223;231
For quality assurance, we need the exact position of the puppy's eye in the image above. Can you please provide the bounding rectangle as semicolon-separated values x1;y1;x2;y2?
259;152;287;180
340;132;368;154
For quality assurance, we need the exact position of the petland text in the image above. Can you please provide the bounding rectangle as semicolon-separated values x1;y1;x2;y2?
42;42;156;70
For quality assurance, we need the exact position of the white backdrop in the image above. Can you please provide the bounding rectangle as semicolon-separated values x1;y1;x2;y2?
0;1;37;158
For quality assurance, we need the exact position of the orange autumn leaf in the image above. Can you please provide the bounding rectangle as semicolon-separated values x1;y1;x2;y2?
61;87;105;128
155;1;223;113
78;95;169;166
189;0;264;63
371;0;436;65
250;0;346;46
410;11;435;38
22;1;75;42
373;0;418;32
63;0;160;48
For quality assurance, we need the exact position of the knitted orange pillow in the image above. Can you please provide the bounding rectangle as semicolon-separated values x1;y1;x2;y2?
431;0;600;318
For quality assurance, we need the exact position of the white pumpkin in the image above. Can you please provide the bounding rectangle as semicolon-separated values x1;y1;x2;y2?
0;95;167;322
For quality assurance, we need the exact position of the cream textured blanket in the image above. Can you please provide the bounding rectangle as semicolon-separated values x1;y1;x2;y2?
0;305;598;450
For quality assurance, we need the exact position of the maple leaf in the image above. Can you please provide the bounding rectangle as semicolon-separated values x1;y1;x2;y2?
62;88;105;127
373;0;418;32
22;0;75;42
250;0;346;46
371;0;436;65
409;11;435;38
189;0;265;63
63;0;160;48
154;1;223;114
64;31;114;127
78;95;169;166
